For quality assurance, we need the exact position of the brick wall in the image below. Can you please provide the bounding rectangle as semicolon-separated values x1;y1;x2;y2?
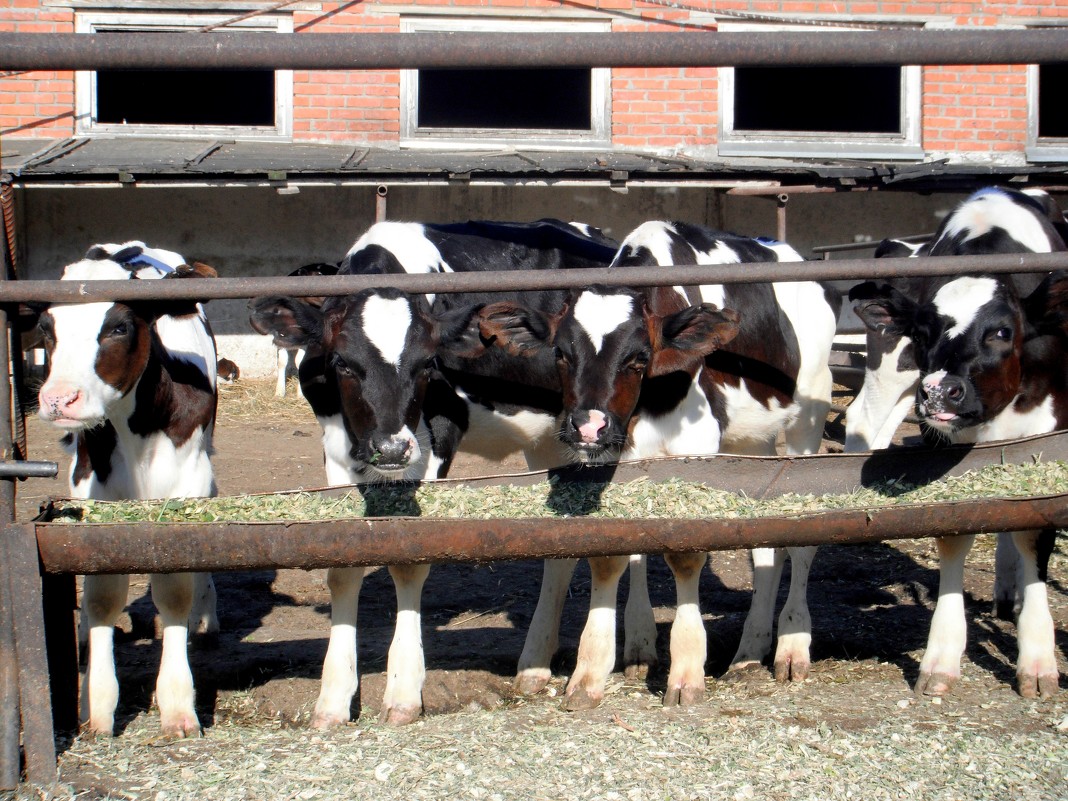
1;0;1066;161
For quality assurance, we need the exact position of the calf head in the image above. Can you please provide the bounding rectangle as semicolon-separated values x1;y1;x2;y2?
36;245;216;430
250;287;477;478
852;272;1068;439
478;286;740;463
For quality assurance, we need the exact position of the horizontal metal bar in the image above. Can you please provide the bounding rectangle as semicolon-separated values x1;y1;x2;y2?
0;462;58;479
2;252;1067;304
1;30;1065;72
33;496;1068;574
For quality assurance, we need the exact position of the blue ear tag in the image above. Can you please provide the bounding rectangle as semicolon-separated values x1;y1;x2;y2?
114;249;177;275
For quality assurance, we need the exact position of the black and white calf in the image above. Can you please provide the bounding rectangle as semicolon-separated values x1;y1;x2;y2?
249;219;619;726
845;187;1066;453
477;221;840;707
850;259;1068;698
34;242;219;737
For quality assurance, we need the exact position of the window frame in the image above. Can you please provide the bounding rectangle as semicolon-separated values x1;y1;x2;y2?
1026;63;1068;163
74;11;293;140
717;22;922;160
399;16;611;149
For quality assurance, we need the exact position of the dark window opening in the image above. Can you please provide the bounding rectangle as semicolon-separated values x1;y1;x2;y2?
1038;64;1068;138
418;68;591;130
733;66;901;134
96;69;275;126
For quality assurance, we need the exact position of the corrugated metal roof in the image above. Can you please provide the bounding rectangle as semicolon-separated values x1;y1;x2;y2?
4;136;1068;190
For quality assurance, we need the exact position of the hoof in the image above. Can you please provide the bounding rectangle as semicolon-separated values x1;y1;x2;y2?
514;670;552;696
160;713;201;739
993;598;1016;622
79;722;114;740
774;655;810;683
563;686;602;712
380;704;422;726
722;661;766;683
190;630;221;651
310;710;350;729
663;684;705;708
915;671;957;698
1017;671;1059;700
623;660;653;682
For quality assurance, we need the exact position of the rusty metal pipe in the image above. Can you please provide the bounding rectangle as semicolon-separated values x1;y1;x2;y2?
33;495;1068;575
1;31;1065;72
0;252;1066;304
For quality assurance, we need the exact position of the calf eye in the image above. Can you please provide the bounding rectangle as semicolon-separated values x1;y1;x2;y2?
107;322;131;338
988;327;1012;343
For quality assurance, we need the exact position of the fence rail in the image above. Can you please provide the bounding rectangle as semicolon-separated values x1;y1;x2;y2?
1;30;1066;71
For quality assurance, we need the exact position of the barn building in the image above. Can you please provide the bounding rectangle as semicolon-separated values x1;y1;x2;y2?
1;1;1066;375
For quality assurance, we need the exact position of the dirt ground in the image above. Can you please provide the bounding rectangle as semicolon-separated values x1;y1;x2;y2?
12;379;1068;799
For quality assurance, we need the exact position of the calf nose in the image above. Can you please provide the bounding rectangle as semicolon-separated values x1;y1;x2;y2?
372;436;412;467
921;374;966;415
570;410;608;444
39;385;82;418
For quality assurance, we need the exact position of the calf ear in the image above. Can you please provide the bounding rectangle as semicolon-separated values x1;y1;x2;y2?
1025;270;1068;335
649;304;741;378
133;262;220;320
431;303;486;359
248;296;326;351
467;301;562;358
849;281;917;337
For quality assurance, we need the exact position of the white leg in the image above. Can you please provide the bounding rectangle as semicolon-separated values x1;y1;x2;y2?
993;532;1019;621
1011;531;1059;698
187;573;219;637
149;573;200;738
730;547;785;671
774;546;815;682
916;535;974;697
516;558;578;695
313;566;366;728
275;348;289;398
381;563;430;725
663;552;708;707
81;574;129;736
843;338;918;452
622;554;658;680
294;348;306;399
564;555;629;710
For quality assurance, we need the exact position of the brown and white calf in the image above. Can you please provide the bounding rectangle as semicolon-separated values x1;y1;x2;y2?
34;242;219;737
851;263;1067;698
249;219;622;726
479;221;841;707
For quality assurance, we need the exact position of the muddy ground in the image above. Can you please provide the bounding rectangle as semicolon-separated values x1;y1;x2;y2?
12;380;1068;798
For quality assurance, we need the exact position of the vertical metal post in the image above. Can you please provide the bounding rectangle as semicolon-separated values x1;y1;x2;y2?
375;184;388;222
776;193;788;243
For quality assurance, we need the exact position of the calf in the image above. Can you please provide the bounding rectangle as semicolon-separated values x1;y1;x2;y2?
478;221;840;707
850;263;1068;698
249;219;622;726
34;242;219;737
846;187;1066;453
846;187;1066;619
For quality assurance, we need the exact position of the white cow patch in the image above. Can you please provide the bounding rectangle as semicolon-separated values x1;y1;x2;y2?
346;222;449;304
361;295;413;368
933;277;997;339
573;292;635;354
941;190;1060;253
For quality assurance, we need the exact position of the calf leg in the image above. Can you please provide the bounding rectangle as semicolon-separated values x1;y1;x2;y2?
313;566;366;728
916;534;974;697
275;348;289;398
622;554;658;681
381;563;430;725
564;555;629;710
729;547;785;673
993;532;1019;621
774;546;815;682
150;573;200;738
187;573;219;638
81;574;129;736
516;558;578;695
663;551;708;706
1011;531;1059;699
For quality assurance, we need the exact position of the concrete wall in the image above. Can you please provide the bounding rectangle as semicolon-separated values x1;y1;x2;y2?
18;184;1056;377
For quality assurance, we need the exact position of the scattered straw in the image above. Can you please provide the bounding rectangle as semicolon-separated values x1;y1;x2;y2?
52;459;1068;525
